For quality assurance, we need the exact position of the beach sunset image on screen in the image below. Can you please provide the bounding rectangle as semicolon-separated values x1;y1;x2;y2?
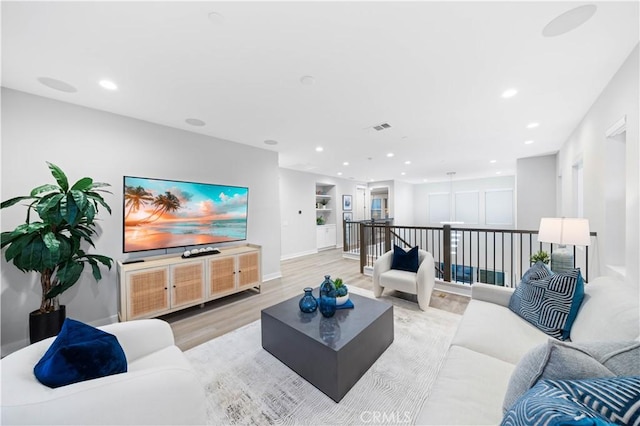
123;176;248;252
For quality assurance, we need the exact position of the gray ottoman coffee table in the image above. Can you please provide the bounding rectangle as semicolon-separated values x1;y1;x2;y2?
261;291;393;402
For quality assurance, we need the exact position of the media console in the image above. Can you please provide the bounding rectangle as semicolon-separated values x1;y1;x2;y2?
117;243;261;321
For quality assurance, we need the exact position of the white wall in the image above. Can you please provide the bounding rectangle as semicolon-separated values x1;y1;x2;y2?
279;168;318;259
393;180;414;225
557;44;639;284
413;176;516;228
516;154;557;230
279;168;364;259
1;88;282;354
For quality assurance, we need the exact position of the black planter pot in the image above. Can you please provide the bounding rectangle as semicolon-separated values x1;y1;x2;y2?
29;305;66;344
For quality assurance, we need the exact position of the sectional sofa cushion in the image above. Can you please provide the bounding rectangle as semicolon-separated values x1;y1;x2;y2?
390;245;419;273
34;318;127;388
571;277;640;341
502;340;640;413
451;299;550;365
501;376;640;426
416;345;515;425
508;268;584;340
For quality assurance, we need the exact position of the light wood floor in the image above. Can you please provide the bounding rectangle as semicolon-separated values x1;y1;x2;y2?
162;248;470;351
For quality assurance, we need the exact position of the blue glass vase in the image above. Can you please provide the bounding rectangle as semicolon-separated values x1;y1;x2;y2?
319;275;337;318
299;287;318;313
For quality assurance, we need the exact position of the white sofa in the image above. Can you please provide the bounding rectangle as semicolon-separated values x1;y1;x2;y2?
417;276;640;425
1;319;206;425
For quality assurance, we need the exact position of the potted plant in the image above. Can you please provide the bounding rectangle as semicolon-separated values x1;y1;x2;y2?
1;162;113;343
334;277;349;305
316;216;325;225
530;250;550;266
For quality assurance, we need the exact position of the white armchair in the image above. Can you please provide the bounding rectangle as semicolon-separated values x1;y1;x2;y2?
1;319;206;425
373;249;436;310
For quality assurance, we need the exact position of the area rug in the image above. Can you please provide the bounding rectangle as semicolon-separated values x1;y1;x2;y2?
185;289;461;425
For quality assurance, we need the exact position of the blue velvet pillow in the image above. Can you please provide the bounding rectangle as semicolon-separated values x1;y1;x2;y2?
391;245;419;273
509;268;584;340
502;376;640;426
34;318;127;388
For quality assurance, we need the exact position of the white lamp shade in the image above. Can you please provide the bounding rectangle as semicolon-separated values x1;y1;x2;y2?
538;218;591;246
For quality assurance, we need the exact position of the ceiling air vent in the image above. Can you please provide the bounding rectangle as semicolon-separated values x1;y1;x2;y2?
373;122;391;131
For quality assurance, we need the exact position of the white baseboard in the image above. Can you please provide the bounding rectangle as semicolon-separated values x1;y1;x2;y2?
262;271;282;282
280;249;318;261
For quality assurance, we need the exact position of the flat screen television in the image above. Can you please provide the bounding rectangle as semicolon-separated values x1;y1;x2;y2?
123;176;248;253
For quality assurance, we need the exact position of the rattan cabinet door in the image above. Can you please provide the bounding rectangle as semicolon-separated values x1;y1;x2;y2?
127;267;170;319
208;256;236;298
171;261;205;308
238;251;260;289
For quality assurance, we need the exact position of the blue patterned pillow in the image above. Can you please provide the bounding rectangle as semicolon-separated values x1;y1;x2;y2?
509;268;584;340
391;245;419;273
34;318;127;388
522;261;552;283
502;376;640;426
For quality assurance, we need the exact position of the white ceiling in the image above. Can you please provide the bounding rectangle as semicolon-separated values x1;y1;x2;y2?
2;1;638;184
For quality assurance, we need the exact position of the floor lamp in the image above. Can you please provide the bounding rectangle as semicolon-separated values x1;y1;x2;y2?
537;218;591;273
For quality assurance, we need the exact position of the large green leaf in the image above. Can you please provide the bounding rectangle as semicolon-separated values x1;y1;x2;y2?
47;261;84;297
86;191;112;214
3;233;37;261
85;254;113;269
40;231;61;268
61;193;79;225
61;193;80;226
70;177;93;191
17;236;45;272
85;202;96;223
47;162;69;192
30;184;60;197
70;190;88;215
2;223;47;248
91;181;111;188
1;196;35;209
35;193;64;219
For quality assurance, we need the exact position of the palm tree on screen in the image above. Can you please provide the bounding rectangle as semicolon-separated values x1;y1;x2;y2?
143;191;182;223
124;186;153;219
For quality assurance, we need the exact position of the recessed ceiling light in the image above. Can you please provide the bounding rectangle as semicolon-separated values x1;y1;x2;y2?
501;88;518;98
404;160;411;165
386;153;394;158
315;146;324;152
490;160;497;164
524;140;534;145
99;80;118;91
37;77;77;93
526;122;539;129
185;118;206;127
300;75;316;86
208;12;225;25
543;4;597;37
401;172;406;176
343;161;349;166
264;139;278;145
337;172;343;176
496;171;502;175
